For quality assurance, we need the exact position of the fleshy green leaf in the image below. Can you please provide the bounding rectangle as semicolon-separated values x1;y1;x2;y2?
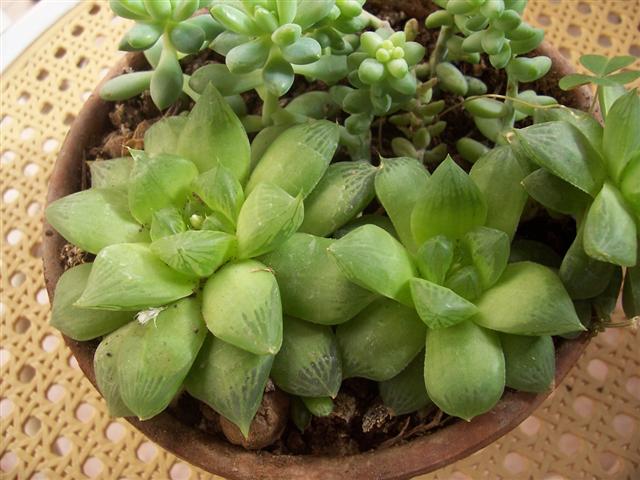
583;183;637;267
117;298;206;420
246;120;339;198
444;265;483;301
144;116;188;156
189;63;263;96
300;161;377;236
415;235;454;285
411;156;487;244
623;265;640;318
51;263;134;340
76;243;197;310
410;278;478;329
593;266;623;320
424;320;504;421
202;260;282;355
271;317;342;397
533;107;604;154
191;165;244;227
263;50;295;96
334;214;398;239
177;83;251;180
150;207;187;242
501;334;555;393
474;262;585;335
185;335;273;437
337;298;425;381
235;183;304;258
379;351;432;416
513;121;606;196
45;188;149;254
260;233;376;325
620;153;640;219
89;157;134;189
151;230;236;277
461;226;510;290
509;239;561;269
128;150;199;225
301;396;334;417
598;84;627;121
293;0;334;29
374;156;430;252
150;46;183;110
328;225;417;306
226;37;270;74
522;168;591;216
602;89;640;183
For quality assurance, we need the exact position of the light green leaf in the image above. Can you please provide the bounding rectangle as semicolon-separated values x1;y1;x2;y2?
76;243;197;310
128;150;199;225
603;90;640;183
583;183;637;267
89;157;134;189
300;161;377;236
602;55;637;75
246;120;339;198
337;298;425;381
51;263;134;340
45;188;149;254
236;183;304;258
620;153;640;219
328;225;417;306
424;320;504;421
579;54;609;75
474;262;585;335
189;64;263;96
410;278;478;329
151;230;236;277
379;352;432;416
374;156;430;252
271;316;342;398
623;265;640;318
118;298;206;420
522;168;592;216
598;84;627;121
249;124;290;171
150;46;183;110
334;214;398;239
144;116;188;156
444;265;483;301
185;335;273;437
260;233;376;325
301;396;334;417
415;235;454;285
411;156;487;244
177;83;251;180
192;165;244;227
150;207;187;242
226;37;270;74
606;70;640;85
558;73;594;91
293;0;334;29
533;107;603;154
202;260;282;355
462;226;510;290
501;333;555;393
263;50;295;96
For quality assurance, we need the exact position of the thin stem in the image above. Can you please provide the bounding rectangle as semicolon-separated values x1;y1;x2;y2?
437;94;571;119
429;26;452;78
362;10;389;30
258;88;280;126
589;85;600;115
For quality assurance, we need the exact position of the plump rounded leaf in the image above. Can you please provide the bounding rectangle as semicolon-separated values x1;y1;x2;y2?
507;56;551;83
435;62;468;96
192;165;244;227
51;263;134;340
117;298;206;419
334;214;397;239
260;233;376;325
185;335;274;437
189;64;263;96
583;183;637;267
150;47;183;110
291;397;311;431
456;138;490;164
128;150;199;225
281;37;322;65
45;188;149;254
623;265;640;318
177;84;251;180
293;54;349;84
410;278;478;329
522;168;591;216
379;351;431;416
246;120;339;198
226;37;271;74
464;97;507;118
271;317;342;397
301;396;334;417
425;320;505;421
150;207;187;242
263;50;295;96
236;183;304;258
285;91;340;119
415;235;454;285
462;226;510;290
210;4;257;35
100;71;153;101
202;260;282;354
411;156;487;245
76;243;197;310
474;262;585;335
293;0;334;29
170;22;206;54
620;153;640;219
300;161;376;236
328;224;417;306
603;90;640;183
89;157;134;190
374;156;430;252
337;298;425;381
502;334;555;393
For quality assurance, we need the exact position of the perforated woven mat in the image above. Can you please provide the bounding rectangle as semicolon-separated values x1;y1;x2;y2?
1;1;639;479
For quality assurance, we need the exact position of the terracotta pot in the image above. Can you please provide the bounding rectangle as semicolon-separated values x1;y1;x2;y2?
43;41;593;479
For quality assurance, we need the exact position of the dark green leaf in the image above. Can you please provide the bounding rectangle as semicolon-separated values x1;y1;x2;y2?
415;235;454;285
462;226;510;290
379;351;431;416
192;165;244;227
579;54;608;75
509;239;561;268
623;265;640;318
603;89;640;182
533;107;603;154
501;334;555;393
522;168;591;216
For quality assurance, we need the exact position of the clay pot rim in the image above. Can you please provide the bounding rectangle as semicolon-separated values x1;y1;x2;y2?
43;42;593;480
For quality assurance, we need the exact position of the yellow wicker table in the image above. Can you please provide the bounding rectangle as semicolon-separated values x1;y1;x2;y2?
1;1;639;479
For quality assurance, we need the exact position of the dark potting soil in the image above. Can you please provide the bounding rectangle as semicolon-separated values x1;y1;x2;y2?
62;0;584;456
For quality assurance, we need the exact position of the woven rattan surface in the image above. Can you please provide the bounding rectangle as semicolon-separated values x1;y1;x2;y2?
1;1;639;479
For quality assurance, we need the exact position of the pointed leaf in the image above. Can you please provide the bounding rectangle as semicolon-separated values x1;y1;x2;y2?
45;187;149;254
192;165;245;226
337;298;425;381
177;84;251;180
412;156;487;244
202;260;282;354
249;124;290;171
271;317;342;397
379;351;432;416
444;265;483;301
260;233;376;325
334;214;398;239
76;243;197;310
118;298;207;419
375;156;430;252
593;266;624;320
462;226;510;290
620;153;640;219
623;265;640;318
150;207;187;242
144;115;188;156
410;278;477;329
185;335;273;437
89;157;134;189
300;161;377;236
603;90;640;182
246;120;339;198
533;107;603;154
236;183;304;258
424;320;504;421
328;225;417;306
51;263;134;340
474;262;585;335
598;84;627;120
415;235;454;285
583;183;637;267
501;333;555;393
522;168;591;216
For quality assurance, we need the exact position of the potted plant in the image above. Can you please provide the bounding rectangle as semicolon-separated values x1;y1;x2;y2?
42;0;639;478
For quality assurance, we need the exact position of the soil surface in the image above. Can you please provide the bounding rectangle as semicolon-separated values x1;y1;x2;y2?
63;0;580;456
